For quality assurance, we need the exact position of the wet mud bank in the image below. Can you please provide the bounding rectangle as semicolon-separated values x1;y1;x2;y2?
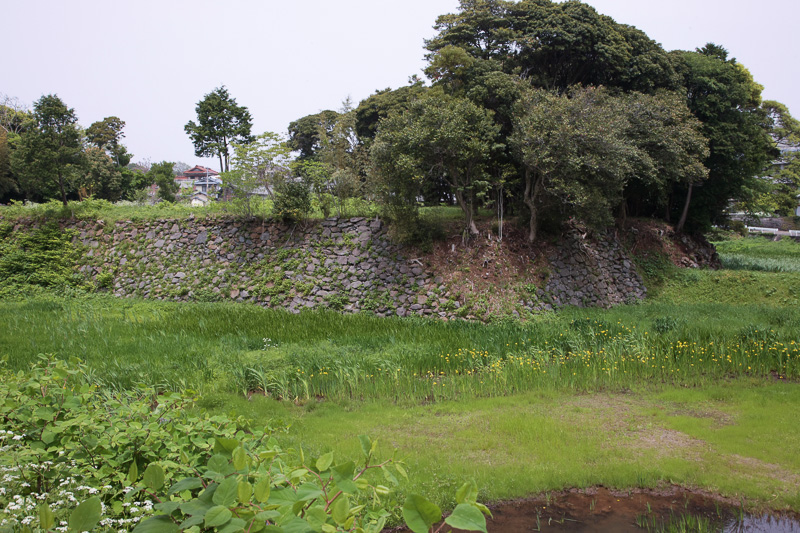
406;487;800;532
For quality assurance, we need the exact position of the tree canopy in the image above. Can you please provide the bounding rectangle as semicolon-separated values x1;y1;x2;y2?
11;95;85;206
185;86;253;172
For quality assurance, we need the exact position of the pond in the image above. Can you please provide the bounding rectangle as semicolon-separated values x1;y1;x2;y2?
461;488;800;532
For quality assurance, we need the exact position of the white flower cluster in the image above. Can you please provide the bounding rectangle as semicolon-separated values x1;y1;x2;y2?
263;337;279;349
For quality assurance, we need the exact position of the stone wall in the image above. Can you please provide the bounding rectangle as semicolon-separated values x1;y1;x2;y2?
75;216;451;318
544;229;646;308
9;216;655;318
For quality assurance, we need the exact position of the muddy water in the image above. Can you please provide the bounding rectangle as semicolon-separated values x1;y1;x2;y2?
454;488;800;532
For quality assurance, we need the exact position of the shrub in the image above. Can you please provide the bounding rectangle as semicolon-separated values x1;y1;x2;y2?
272;181;311;222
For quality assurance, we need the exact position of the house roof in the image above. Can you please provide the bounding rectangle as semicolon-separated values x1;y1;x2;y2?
183;165;220;177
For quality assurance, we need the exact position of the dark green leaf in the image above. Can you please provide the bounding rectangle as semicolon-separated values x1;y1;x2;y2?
402;494;441;533
167;477;204;495
143;463;165;491
205;505;233;528
213;477;239;507
68;497;102;533
132;515;179;533
444;503;488;533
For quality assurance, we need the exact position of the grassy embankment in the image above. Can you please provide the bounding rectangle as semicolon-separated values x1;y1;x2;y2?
1;232;799;512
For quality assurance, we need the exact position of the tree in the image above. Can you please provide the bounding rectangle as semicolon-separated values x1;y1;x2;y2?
78;147;124;201
673;45;775;230
425;0;678;93
620;91;709;230
147;161;178;202
0;129;17;201
511;87;639;242
222;132;292;218
11;94;85;206
287;109;340;161
316;99;366;217
0;93;29;136
354;83;427;143
372;94;500;236
184;86;253;172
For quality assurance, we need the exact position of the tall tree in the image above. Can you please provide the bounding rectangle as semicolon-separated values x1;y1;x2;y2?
620;90;709;228
425;0;678;93
222;132;292;217
0;129;17;201
11;95;84;206
184;86;253;172
372;94;500;235
286;109;340;161
511;87;639;242
147;161;179;202
673;44;775;230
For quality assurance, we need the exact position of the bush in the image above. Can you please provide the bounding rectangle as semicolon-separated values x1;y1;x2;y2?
272;181;311;222
0;357;489;533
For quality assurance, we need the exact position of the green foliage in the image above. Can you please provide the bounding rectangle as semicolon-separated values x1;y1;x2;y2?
0;222;87;290
0;357;488;533
147;161;179;203
10;94;85;206
272;181;311;222
371;94;500;235
674;45;775;231
185;86;253;172
426;0;678;93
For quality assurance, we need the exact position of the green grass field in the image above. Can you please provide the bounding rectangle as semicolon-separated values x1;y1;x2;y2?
1;232;800;515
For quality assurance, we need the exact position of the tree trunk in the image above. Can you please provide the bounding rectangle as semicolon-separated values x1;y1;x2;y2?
453;188;479;236
523;169;542;243
676;182;693;233
58;170;67;207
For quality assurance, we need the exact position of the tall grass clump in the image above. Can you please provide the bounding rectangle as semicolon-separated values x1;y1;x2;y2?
713;236;800;273
3;296;798;402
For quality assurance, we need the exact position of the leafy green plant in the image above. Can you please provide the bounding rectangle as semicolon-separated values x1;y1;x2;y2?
0;357;490;533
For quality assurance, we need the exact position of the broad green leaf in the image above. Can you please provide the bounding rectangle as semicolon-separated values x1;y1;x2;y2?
154;501;181;514
444;503;488;533
38;504;54;530
68;497;102;533
180;499;214;517
213;477;239;507
473;502;493;518
205;505;233;528
167;477;204;495
143;463;165;491
335;478;358;495
268;487;298;506
233;446;248;471
281;516;312;533
254;478;271;503
332;462;354;483
238;481;253;504
402;495;441;533
41;430;55;445
178;515;204;529
218;517;247;533
455;481;478;504
214;438;240;455
331;496;350;526
296;483;323;502
132;515;179;533
304;506;327;531
315;452;333;472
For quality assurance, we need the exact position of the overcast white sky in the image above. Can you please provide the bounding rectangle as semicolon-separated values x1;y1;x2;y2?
5;0;798;170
